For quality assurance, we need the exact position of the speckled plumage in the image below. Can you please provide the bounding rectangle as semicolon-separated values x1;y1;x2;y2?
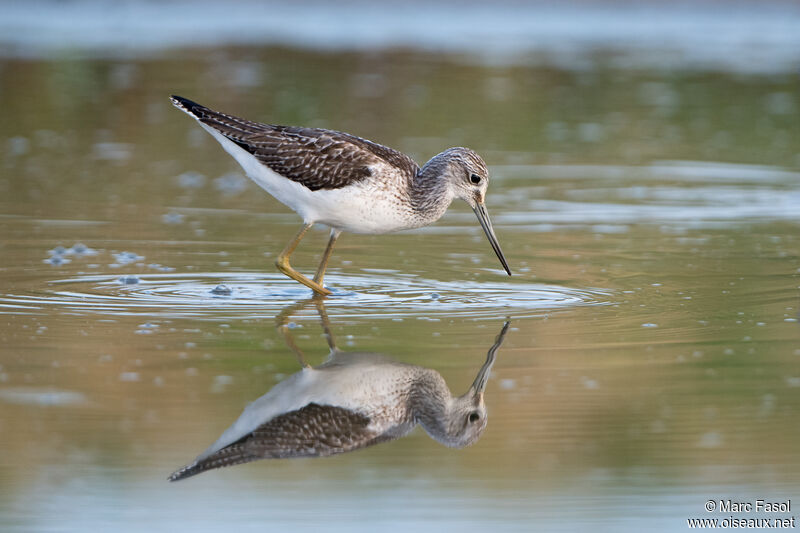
171;96;419;193
168;322;509;482
167;403;394;481
170;95;511;294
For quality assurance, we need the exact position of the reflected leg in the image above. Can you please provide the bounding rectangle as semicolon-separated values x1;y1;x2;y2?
277;319;311;368
312;295;337;353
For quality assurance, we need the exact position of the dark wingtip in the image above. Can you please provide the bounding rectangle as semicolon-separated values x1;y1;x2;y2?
167;462;200;482
169;95;204;117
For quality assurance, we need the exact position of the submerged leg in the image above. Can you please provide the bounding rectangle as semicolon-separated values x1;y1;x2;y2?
312;296;337;353
275;299;313;368
277;317;311;369
275;223;332;296
313;229;341;286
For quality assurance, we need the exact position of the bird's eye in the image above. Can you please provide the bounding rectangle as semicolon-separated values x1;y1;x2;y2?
470;173;482;185
468;412;480;423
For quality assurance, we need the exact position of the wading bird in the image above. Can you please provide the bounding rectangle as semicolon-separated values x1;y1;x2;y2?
171;96;510;295
168;302;509;481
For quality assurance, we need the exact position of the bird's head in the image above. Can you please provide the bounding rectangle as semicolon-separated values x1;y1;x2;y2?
440;392;490;448
429;322;510;448
437;147;511;276
440;147;491;207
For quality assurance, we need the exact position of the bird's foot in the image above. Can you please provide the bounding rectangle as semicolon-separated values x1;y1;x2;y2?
276;258;332;296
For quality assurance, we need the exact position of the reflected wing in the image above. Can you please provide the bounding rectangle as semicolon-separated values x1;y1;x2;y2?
168;403;392;481
171;95;419;191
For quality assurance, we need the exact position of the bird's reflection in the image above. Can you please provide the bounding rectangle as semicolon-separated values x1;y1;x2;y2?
169;299;509;481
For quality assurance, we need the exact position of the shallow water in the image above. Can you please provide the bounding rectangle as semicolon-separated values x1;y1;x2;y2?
2;3;800;531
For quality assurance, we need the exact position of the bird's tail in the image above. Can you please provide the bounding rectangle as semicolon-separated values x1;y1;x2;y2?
169;95;269;140
169;95;208;118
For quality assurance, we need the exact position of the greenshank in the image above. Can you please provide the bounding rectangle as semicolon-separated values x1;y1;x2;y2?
168;313;509;481
170;96;511;295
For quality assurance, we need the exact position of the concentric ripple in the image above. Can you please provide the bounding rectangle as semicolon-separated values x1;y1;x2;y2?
0;271;612;320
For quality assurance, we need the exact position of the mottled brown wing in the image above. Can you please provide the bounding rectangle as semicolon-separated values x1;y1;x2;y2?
168;403;393;482
171;95;419;191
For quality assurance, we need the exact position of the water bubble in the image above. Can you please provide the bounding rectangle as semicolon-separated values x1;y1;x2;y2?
69;243;97;256
759;394;776;417
210;375;234;394
499;379;516;390
92;142;133;162
113;251;144;265
176;171;206;189
578;122;604;143
162;212;185;224
581;377;599;390
210;284;233;296
135;322;158;334
214;172;248;195
44;255;71;266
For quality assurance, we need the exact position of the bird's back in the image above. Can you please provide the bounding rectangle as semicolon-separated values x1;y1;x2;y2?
171;96;431;232
171;96;418;192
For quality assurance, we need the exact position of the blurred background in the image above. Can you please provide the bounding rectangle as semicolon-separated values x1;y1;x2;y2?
1;1;799;532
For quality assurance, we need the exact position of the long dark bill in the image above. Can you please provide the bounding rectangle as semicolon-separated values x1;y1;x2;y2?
472;202;512;275
470;321;511;397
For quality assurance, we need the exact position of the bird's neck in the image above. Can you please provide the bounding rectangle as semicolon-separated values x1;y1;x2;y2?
409;153;455;224
408;370;455;444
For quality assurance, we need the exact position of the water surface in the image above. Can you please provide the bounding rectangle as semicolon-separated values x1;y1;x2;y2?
1;3;799;531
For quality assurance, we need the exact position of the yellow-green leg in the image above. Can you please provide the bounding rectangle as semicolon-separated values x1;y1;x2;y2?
313;229;341;287
275;223;332;296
